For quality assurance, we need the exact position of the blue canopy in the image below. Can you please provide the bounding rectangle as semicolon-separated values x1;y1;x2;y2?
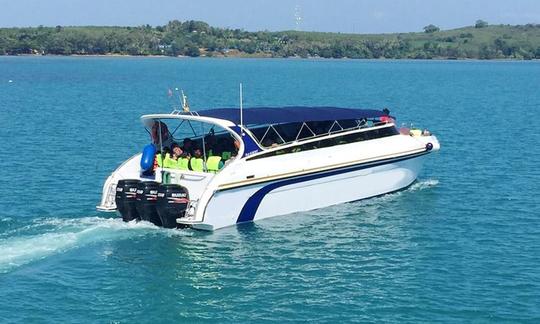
195;106;385;125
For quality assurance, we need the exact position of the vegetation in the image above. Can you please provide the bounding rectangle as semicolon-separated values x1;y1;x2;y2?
423;24;440;33
475;20;489;28
1;20;540;60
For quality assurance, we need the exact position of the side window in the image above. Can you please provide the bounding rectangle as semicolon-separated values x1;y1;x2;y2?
247;126;398;161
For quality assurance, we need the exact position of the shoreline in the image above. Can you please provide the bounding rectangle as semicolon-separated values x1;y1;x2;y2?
1;53;537;61
2;23;539;62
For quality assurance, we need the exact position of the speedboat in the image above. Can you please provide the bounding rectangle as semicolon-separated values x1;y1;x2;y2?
97;106;440;231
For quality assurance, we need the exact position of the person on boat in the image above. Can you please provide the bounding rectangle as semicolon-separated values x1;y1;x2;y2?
232;138;241;156
156;144;178;169
178;152;191;171
221;138;241;167
171;143;183;159
155;147;170;168
380;108;395;124
206;155;224;173
165;143;184;169
262;138;279;148
204;134;218;156
189;148;205;172
262;138;274;147
182;138;194;156
151;120;173;149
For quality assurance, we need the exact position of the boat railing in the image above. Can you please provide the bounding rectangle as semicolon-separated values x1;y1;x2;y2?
158;168;215;203
96;177;117;211
160;168;210;183
170;109;202;117
245;122;400;161
255;119;392;148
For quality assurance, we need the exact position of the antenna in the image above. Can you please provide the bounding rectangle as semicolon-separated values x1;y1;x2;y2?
239;83;244;135
181;90;190;112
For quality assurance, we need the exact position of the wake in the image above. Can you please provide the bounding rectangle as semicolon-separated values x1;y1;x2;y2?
0;180;439;273
0;216;187;273
408;179;439;191
353;178;439;207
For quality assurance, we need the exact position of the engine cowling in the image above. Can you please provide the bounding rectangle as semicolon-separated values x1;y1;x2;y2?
135;181;161;226
115;179;141;222
156;184;189;228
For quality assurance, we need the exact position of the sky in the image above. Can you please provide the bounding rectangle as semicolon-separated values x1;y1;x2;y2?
1;0;540;33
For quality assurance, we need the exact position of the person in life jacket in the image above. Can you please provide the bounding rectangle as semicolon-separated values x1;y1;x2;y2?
155;147;170;168
206;155;224;173
218;136;239;161
163;143;184;169
220;137;241;167
189;148;205;172
204;133;217;157
178;152;191;171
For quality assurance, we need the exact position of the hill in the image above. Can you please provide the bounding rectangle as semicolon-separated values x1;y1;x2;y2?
1;20;540;59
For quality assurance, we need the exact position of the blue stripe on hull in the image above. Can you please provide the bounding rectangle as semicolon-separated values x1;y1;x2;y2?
236;151;427;223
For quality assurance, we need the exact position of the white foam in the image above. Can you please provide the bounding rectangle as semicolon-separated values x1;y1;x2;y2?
409;179;439;191
0;180;438;272
352;178;439;207
0;217;183;273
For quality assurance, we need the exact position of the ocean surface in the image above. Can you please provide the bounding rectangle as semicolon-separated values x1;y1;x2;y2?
0;57;539;323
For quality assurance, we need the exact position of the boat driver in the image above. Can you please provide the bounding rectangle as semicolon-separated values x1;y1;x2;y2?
150;120;173;149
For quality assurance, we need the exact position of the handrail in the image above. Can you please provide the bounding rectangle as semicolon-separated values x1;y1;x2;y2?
159;168;211;181
257;121;394;149
247;123;397;159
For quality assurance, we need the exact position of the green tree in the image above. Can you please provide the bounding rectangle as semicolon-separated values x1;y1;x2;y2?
479;45;497;59
185;45;200;57
0;21;539;60
423;24;440;33
475;20;489;28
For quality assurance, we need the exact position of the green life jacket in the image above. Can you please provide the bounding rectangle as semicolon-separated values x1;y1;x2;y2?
206;156;222;173
156;153;167;167
179;157;190;171
221;151;232;161
163;153;181;169
171;158;184;169
190;158;205;172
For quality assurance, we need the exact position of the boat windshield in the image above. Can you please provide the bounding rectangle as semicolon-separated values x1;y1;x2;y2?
142;118;240;172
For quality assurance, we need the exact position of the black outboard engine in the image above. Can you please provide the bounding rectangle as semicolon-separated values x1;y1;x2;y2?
156;184;189;229
115;179;141;222
135;181;162;226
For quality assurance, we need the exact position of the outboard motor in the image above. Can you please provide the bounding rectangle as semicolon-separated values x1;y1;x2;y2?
115;179;141;222
135;181;162;226
156;184;189;228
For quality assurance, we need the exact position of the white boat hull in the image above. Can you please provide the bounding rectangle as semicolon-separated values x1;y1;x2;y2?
97;108;440;232
193;153;425;230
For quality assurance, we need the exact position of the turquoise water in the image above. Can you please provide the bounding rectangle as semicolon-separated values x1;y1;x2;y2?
1;57;539;322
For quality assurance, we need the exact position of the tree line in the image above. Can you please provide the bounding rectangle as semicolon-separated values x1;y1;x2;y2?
1;20;540;59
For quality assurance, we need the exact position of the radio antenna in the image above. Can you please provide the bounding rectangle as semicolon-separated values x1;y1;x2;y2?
239;83;244;135
181;89;190;112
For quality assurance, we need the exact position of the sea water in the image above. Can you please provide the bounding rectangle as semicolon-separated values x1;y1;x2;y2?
0;57;539;322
